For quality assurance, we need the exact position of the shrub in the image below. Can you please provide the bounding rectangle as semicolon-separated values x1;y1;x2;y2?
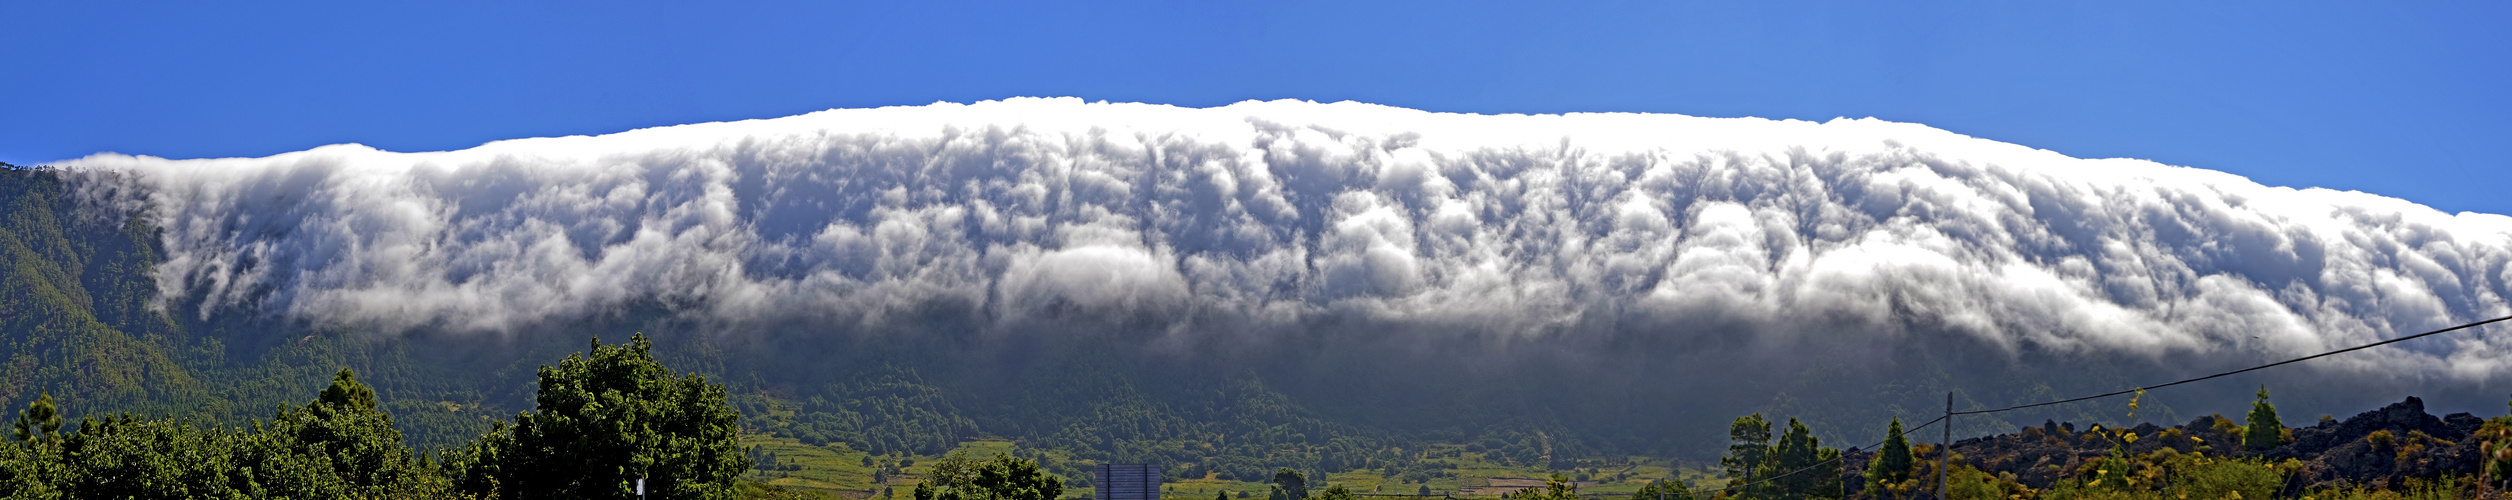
2368;430;2397;449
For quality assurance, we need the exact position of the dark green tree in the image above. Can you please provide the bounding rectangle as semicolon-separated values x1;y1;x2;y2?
0;438;58;498
319;368;378;410
911;452;1062;500
460;333;751;499
264;369;413;494
11;393;61;445
1812;448;1842;500
2245;385;2283;450
1314;484;1355;500
1864;418;1913;488
1273;468;1310;500
1504;474;1577;500
1219;489;1232;500
1628;478;1695;500
1762;418;1840;500
1721;414;1772;497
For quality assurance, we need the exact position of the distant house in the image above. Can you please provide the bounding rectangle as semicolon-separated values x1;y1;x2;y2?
1096;464;1161;500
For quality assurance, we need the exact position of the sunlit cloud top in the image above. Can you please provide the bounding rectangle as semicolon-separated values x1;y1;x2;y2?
63;98;2512;381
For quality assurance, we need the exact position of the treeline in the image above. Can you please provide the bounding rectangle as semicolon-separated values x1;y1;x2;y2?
1643;389;2512;500
737;363;1471;488
737;366;978;456
0;334;749;499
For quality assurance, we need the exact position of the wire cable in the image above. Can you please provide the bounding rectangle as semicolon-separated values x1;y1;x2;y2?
1950;314;2512;416
1496;315;2511;500
1637;314;2512;499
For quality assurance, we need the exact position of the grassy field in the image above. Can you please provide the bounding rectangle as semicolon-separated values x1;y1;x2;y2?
742;434;1022;497
739;433;1729;500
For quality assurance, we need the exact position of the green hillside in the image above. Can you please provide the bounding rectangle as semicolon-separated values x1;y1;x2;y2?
0;165;202;418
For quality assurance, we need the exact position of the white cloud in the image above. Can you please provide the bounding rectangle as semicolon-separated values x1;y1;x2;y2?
61;97;2512;383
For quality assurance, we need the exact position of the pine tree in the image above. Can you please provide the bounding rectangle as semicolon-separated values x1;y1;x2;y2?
2246;385;2284;450
1865;418;1913;487
1722;414;1773;497
10;393;61;445
1762;418;1839;499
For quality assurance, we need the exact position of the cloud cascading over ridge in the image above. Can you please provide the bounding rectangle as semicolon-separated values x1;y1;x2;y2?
63;98;2512;382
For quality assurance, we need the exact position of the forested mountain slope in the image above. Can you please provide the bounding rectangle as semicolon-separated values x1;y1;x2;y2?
0;164;201;418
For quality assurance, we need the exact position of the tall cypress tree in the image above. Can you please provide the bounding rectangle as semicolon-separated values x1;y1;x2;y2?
1865;418;1913;490
2246;385;2284;450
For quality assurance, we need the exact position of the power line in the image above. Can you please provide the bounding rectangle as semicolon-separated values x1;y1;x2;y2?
1651;313;2512;499
1951;314;2512;416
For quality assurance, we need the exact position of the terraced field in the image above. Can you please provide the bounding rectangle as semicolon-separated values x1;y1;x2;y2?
738;435;1725;500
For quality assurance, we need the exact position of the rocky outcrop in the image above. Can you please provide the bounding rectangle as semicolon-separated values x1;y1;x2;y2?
1844;397;2502;492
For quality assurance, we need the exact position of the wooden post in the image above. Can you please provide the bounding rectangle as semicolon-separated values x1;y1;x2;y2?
1938;393;1952;500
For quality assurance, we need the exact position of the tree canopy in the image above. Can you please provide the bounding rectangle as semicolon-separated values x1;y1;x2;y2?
454;333;751;499
0;332;748;499
910;452;1063;500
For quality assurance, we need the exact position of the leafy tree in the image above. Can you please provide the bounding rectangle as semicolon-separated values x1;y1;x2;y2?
1721;414;1772;497
1273;468;1310;500
1628;478;1695;500
2245;385;2283;450
1504;474;1577;500
1864;418;1913;493
11;393;60;445
1218;489;1232;500
1313;484;1355;500
911;452;1062;500
458;333;751;499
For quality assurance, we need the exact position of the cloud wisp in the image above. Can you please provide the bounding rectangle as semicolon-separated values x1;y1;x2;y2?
64;98;2512;383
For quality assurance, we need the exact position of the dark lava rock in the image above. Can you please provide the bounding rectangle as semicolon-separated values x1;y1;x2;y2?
2278;397;2460;460
1903;396;2487;493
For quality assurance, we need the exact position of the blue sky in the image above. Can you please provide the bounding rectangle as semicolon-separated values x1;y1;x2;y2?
5;1;2507;214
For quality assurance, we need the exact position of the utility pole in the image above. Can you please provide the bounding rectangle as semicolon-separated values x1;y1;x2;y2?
1937;393;1951;500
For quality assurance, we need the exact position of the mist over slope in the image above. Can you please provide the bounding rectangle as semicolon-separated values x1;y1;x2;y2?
52;98;2512;446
